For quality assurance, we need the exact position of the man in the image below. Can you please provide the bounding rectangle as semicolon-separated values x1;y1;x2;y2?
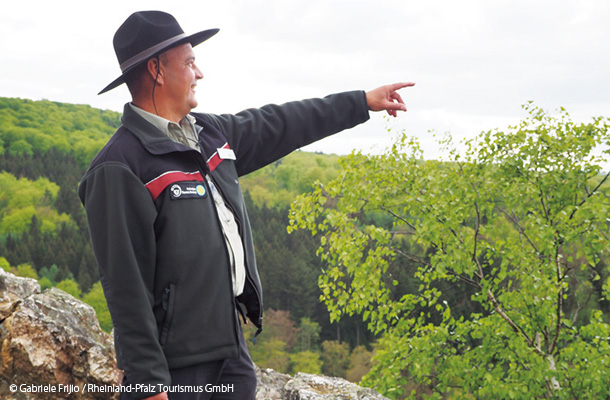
79;10;414;400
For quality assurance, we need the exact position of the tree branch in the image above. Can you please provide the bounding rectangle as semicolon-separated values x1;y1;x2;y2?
548;246;563;355
382;207;417;233
472;201;482;278
486;288;539;353
391;247;429;267
495;206;541;255
568;170;610;220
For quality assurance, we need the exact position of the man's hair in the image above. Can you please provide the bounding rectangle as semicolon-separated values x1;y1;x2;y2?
123;62;149;96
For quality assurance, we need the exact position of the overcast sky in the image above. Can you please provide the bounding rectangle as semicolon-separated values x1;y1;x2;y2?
2;0;609;158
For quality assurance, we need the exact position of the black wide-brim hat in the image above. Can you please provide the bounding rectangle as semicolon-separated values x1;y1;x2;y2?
99;11;219;95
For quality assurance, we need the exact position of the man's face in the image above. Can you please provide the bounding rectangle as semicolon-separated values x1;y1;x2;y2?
159;43;203;119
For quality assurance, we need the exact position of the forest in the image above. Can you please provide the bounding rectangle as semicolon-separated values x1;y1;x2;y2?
2;97;609;399
0;97;374;383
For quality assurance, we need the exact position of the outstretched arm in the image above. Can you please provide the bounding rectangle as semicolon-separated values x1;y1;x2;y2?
366;82;415;117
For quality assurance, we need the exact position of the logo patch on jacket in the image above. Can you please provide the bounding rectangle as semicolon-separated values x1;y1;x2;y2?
170;183;208;200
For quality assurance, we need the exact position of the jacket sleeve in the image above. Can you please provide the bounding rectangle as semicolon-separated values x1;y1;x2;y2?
78;161;170;397
206;90;370;176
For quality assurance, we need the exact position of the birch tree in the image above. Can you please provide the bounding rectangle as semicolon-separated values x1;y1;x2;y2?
289;104;610;399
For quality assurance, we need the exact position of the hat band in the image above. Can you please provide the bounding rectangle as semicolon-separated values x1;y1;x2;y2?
119;33;187;72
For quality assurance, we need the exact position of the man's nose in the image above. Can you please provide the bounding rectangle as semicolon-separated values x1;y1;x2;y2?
195;65;204;79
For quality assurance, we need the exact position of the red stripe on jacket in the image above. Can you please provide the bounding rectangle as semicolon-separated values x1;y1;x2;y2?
145;171;204;201
207;143;231;172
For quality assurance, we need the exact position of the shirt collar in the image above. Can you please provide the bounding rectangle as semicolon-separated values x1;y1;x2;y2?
129;103;196;136
129;104;199;150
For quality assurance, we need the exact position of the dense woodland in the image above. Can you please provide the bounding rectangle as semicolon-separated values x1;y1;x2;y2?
0;97;376;381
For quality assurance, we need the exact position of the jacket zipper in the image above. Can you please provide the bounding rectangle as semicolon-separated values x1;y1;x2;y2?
162;287;170;311
160;283;176;346
189;152;244;349
189;151;264;328
208;173;264;328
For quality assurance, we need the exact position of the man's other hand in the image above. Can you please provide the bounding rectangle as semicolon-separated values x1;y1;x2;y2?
366;82;415;117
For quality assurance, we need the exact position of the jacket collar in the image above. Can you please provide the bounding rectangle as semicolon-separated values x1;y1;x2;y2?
120;103;196;156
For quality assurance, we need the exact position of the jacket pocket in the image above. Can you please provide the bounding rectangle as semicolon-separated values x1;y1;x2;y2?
160;283;176;346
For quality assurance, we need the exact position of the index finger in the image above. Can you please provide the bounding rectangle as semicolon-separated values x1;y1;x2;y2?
389;82;416;91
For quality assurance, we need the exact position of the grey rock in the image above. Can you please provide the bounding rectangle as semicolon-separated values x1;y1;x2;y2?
0;269;120;399
256;369;389;400
256;367;291;399
0;269;40;320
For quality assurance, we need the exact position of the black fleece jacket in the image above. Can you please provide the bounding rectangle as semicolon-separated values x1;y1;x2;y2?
78;90;370;397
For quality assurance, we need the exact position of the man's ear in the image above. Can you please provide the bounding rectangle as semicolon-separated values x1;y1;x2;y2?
146;57;164;85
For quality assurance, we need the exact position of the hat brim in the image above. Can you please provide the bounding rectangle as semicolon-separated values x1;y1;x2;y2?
98;28;219;95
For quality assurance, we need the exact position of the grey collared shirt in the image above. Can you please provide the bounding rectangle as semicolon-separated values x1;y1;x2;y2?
130;104;246;296
129;104;201;151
